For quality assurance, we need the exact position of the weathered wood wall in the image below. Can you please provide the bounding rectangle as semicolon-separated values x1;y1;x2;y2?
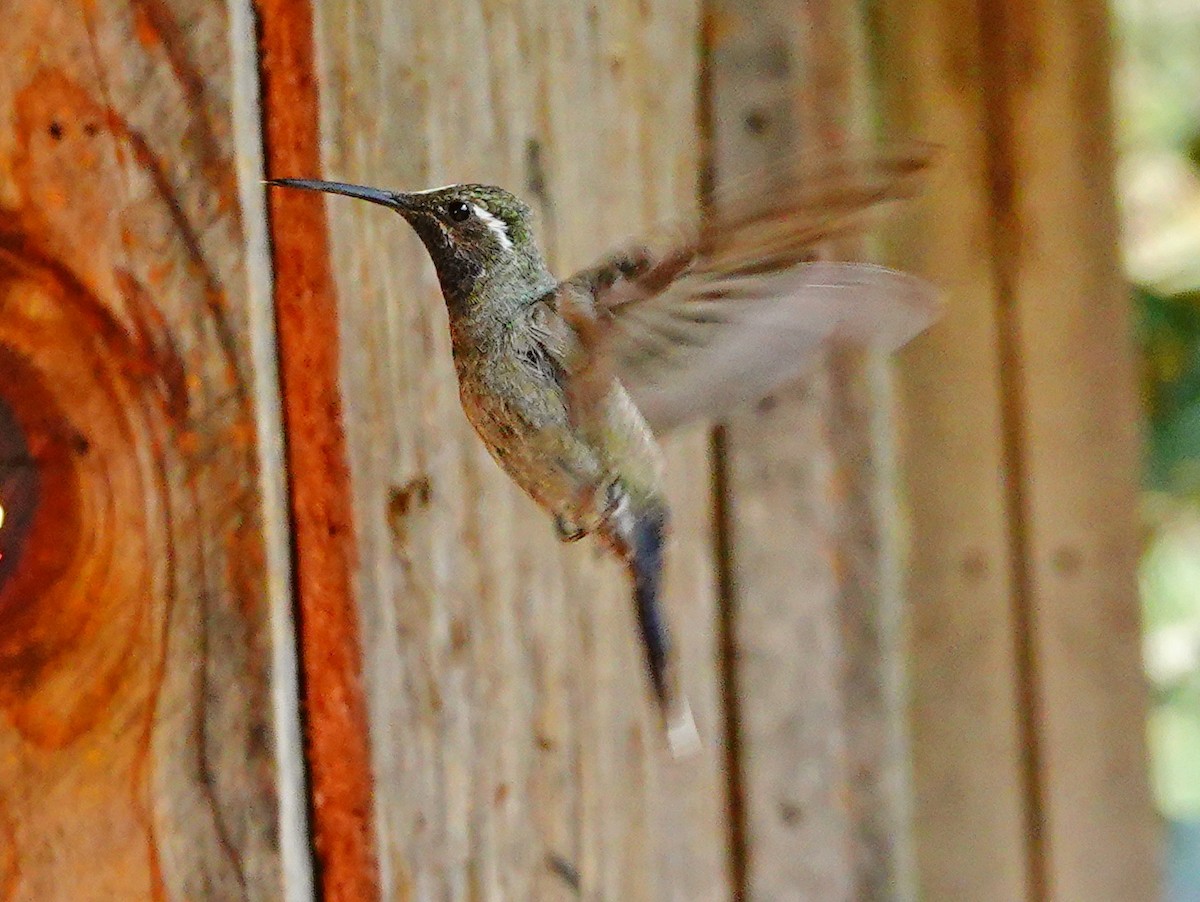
0;0;1159;900
306;1;729;898
874;0;1161;897
707;0;915;898
0;1;305;899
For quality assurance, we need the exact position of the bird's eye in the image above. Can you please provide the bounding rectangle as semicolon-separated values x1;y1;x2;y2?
447;200;472;222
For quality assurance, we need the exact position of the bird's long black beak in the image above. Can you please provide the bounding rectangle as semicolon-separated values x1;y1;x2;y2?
266;178;410;212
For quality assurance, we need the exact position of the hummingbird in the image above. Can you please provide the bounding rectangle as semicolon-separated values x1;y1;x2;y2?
267;151;938;757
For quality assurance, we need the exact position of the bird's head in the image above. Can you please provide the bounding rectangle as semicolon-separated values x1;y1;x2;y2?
268;179;546;307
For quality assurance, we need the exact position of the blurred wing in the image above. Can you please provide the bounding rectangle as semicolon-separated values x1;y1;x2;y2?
610;262;937;432
551;147;941;434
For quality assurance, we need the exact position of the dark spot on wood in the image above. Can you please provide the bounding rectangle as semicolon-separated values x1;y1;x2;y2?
535;733;556;751
449;618;470;653
744;108;770;135
961;548;989;580
757;40;792;79
493;782;509;805
47;122;63;140
83;123;99;137
524;138;548;204
249;722;271;756
390;477;433;515
778;799;803;826
755;394;778;414
386;476;433;543
1053;545;1082;576
0;396;39;592
546;852;582;893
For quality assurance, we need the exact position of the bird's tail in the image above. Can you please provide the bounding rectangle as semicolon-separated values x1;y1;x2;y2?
606;495;699;758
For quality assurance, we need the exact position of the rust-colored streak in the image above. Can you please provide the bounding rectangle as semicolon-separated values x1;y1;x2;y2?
258;1;381;899
0;790;17;901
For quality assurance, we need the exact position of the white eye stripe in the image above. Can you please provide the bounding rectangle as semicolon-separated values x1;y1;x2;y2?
409;183;458;195
472;204;513;251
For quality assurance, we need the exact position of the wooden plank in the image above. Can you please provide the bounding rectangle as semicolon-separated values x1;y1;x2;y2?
0;1;299;899
706;1;918;897
807;0;919;894
304;0;729;898
229;1;315;895
706;9;852;894
708;6;847;897
870;0;1036;898
258;0;381;897
981;0;1159;896
874;0;1160;896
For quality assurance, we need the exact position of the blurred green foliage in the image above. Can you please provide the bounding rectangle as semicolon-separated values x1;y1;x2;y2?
1138;278;1200;822
1141;507;1200;817
1117;0;1200;835
1141;285;1200;496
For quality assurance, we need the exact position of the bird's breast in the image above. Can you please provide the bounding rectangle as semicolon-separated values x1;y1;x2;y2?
452;337;664;523
453;350;601;514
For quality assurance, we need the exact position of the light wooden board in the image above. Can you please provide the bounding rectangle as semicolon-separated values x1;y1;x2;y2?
990;0;1159;896
869;0;1035;897
705;0;917;897
308;0;730;898
874;0;1160;897
0;1;298;899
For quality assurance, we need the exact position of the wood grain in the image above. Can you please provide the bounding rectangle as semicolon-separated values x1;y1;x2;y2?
977;0;1159;896
870;0;1034;896
875;0;1160;896
705;0;917;898
258;0;381;897
303;0;730;898
0;1;294;899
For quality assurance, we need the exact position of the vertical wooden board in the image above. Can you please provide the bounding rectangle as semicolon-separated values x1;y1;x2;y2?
870;0;1034;898
706;0;918;897
707;5;849;898
258;0;379;892
0;2;297;900
307;0;729;898
807;0;918;893
999;0;1159;895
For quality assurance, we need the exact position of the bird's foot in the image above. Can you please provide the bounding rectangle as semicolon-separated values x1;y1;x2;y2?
554;515;590;543
554;478;624;544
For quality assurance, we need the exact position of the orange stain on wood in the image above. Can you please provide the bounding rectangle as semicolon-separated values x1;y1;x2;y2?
0;236;166;897
258;1;382;899
0;801;18;901
0;282;133;748
132;5;161;49
4;0;280;887
1;63;209;895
